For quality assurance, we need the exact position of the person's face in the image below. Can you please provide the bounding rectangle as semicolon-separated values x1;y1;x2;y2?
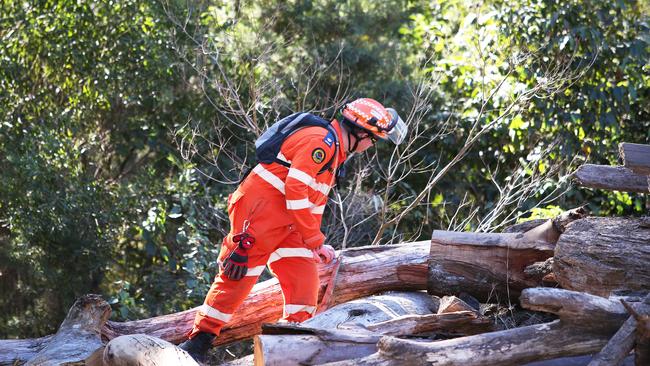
353;131;377;153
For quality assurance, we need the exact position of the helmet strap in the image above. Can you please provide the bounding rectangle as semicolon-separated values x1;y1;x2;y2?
342;119;363;153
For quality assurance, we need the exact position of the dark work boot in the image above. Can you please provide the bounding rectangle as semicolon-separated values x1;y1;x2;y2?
179;332;216;363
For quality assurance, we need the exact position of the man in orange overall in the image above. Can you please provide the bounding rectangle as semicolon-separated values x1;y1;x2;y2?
179;98;407;361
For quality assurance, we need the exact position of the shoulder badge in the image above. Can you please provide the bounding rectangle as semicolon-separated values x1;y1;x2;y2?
323;131;335;147
311;148;326;164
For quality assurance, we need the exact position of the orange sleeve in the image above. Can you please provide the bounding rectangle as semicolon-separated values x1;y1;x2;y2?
284;136;336;249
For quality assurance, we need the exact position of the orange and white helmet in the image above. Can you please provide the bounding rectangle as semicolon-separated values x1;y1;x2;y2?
341;98;407;145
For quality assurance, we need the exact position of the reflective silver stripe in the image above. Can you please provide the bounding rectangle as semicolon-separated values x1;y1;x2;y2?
287;167;312;185
277;151;292;165
245;265;266;277
252;165;285;194
286;198;311;210
284;304;317;316
310;205;326;214
200;304;232;323
268;248;313;264
287;168;331;195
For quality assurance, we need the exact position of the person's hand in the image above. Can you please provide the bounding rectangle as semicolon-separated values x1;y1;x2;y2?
312;244;335;264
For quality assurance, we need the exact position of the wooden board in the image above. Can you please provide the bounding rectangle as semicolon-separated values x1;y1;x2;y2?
620;142;650;176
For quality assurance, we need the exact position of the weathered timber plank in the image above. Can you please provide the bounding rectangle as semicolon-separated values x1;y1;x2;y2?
573;164;649;193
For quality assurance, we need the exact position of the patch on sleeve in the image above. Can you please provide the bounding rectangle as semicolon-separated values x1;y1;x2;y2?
323;131;335;147
311;148;326;164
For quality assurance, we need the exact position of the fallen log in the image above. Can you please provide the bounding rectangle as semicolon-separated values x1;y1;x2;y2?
255;291;436;366
573;164;649;193
255;313;493;366
106;242;431;346
364;311;492;336
301;291;439;330
554;216;650;297
327;320;610;366
620;142;650;176
0;241;431;365
1;295;110;366
254;291;492;365
255;328;380;366
427;207;586;302
327;288;630;366
427;230;553;302
519;288;628;330
102;334;197;366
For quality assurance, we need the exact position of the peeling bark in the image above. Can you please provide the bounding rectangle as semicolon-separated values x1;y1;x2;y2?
554;217;650;297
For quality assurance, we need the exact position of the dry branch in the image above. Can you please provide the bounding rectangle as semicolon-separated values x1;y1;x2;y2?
573;164;649;193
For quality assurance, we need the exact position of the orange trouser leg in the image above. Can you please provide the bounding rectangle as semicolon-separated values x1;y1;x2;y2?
268;244;319;323
189;244;270;338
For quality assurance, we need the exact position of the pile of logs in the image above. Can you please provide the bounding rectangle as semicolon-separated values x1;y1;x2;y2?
1;143;648;365
2;207;649;365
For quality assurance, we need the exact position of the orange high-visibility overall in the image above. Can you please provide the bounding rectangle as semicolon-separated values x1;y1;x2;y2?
189;118;347;338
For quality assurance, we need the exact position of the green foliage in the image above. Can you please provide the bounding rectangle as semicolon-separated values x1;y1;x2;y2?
0;0;647;339
0;0;227;337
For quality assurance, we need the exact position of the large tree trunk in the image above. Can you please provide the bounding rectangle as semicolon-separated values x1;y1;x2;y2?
554;217;650;297
327;288;634;366
573;164;649;193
